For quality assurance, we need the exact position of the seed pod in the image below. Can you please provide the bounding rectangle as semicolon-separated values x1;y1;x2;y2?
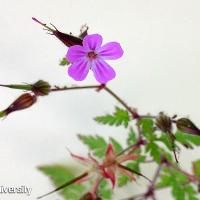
4;93;37;116
176;118;200;136
32;17;83;47
31;80;51;96
156;113;172;133
53;29;83;47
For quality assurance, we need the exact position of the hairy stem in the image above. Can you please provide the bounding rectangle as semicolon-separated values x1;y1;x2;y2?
50;84;139;117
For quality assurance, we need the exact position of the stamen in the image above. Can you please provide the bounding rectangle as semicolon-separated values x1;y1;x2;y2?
87;51;97;59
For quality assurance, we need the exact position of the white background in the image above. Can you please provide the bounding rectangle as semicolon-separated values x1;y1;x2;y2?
0;0;200;199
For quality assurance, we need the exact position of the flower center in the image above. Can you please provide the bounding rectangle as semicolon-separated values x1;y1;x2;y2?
87;51;97;60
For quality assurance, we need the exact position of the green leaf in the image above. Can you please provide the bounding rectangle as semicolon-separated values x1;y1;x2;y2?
192;160;200;178
110;137;123;153
171;182;185;200
78;135;107;158
139;118;156;141
156;174;172;188
184;185;199;200
94;107;130;128
175;131;200;147
98;179;113;200
117;156;146;187
145;142;173;163
171;177;199;200
146;142;161;162
118;174;130;187
157;167;199;200
38;165;85;200
127;127;141;154
59;57;70;66
127;128;137;145
157;134;173;151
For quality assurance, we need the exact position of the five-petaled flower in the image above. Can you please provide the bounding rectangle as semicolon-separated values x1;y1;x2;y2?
66;34;124;83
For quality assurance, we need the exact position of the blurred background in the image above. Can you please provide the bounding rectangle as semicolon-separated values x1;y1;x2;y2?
0;0;200;199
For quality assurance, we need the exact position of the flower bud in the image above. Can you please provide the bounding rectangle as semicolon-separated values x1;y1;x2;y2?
31;80;51;96
3;93;37;116
176;118;200;136
156;113;172;133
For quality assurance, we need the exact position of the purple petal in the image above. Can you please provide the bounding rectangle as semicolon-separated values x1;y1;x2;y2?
83;34;102;51
92;59;116;83
68;59;89;81
66;45;86;63
98;42;124;60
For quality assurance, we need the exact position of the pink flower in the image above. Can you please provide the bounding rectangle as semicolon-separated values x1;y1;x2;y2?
66;34;124;83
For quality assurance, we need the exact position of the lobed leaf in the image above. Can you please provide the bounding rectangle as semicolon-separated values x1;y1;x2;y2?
94;107;130;128
118;174;130;187
78;134;107;158
175;131;200;147
98;179;113;200
110;137;123;153
157;167;199;200
139;118;156;141
127;128;137;145
145;142;173;163
117;156;146;187
38;164;85;200
59;57;70;66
